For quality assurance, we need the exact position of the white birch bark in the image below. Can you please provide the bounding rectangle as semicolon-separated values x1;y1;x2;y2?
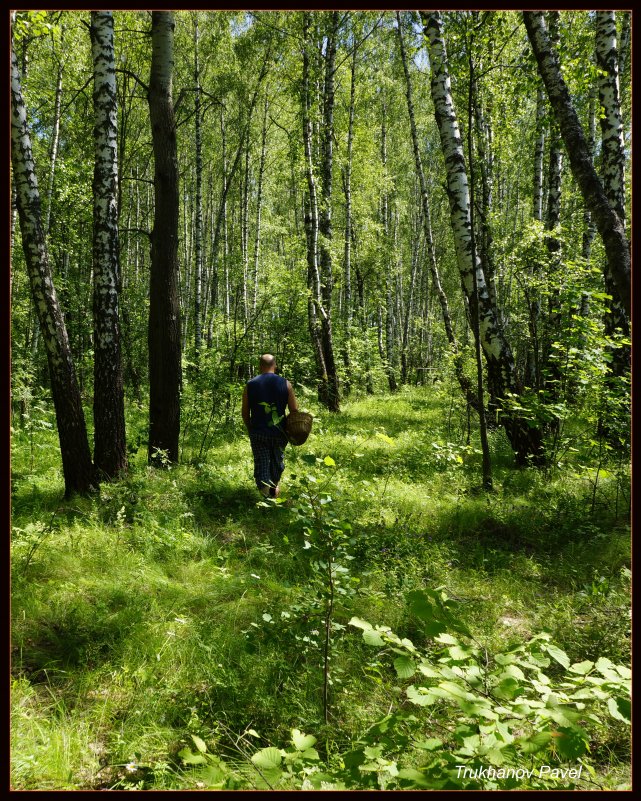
11;23;95;495
91;10;127;477
523;10;630;320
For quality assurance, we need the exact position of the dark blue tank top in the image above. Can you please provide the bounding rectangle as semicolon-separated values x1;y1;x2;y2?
246;373;289;437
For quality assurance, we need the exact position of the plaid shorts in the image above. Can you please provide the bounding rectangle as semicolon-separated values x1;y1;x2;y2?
249;430;288;493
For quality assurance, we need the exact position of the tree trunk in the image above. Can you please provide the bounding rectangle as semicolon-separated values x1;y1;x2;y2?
302;11;340;411
193;14;203;362
147;11;181;466
90;11;127;479
11;27;96;496
423;11;544;465
379;101;397;392
397;13;479;410
43;62;63;236
318;11;341;411
341;40;357;394
523;11;630;320
594;11;629;440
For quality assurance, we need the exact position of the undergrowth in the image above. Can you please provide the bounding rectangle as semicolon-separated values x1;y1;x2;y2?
10;386;630;790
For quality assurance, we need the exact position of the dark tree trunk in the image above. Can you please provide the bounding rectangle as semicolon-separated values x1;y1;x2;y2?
147;11;181;466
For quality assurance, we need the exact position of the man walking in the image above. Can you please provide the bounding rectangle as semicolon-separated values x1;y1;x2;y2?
242;354;298;498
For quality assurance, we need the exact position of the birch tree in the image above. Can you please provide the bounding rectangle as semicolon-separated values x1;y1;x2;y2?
90;10;127;479
11;17;96;496
523;11;630;320
422;11;544;465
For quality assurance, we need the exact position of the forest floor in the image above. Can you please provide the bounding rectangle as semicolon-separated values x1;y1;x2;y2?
10;386;631;790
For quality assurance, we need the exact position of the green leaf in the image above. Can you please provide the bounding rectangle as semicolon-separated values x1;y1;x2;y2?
363;629;386;647
323;455;336;466
595;657;621;680
544;643;570;669
553;726;588;760
191;734;208;754
301;454;317;465
291;729;317;751
393;655;416;679
608;696;631;724
251;747;283;770
519;731;552;754
434;633;459;645
199;763;227;788
569;660;594;675
415;738;443;751
178;748;207;765
406;684;435;706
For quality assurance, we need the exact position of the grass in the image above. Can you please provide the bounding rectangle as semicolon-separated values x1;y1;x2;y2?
10;385;631;790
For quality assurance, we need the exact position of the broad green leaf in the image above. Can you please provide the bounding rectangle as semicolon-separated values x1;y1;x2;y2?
394;655;416;679
363;629;386;646
544;643;570;669
415;738;442;751
199;764;227;788
519;731;552;754
178;748;207;765
251;747;283;770
191;734;207;754
608;696;631;724
595;657;621;680
291;729;317;751
569;660;594;675
406;684;435;706
553;726;588;760
323;455;335;466
434;633;458;645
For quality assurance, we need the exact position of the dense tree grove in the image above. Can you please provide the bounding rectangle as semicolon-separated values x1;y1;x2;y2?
10;11;632;792
11;10;630;489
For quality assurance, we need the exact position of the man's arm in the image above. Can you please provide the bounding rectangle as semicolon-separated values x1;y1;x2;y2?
241;386;251;430
287;381;298;413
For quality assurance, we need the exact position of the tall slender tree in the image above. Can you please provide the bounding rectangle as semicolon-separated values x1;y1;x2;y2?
147;11;181;465
91;10;128;479
422;10;544;465
11;17;96;496
523;11;630;320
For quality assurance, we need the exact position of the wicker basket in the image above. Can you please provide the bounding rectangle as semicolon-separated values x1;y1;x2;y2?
284;410;313;446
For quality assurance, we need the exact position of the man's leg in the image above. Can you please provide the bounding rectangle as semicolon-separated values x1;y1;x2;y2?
268;438;287;497
250;435;273;496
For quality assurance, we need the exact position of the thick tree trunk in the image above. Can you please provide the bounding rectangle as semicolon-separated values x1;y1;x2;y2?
90;11;127;479
594;11;629;439
423;11;544;465
523;11;630;320
11;30;96;496
147;11;181;466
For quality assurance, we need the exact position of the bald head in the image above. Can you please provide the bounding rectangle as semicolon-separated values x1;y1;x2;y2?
259;353;276;373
